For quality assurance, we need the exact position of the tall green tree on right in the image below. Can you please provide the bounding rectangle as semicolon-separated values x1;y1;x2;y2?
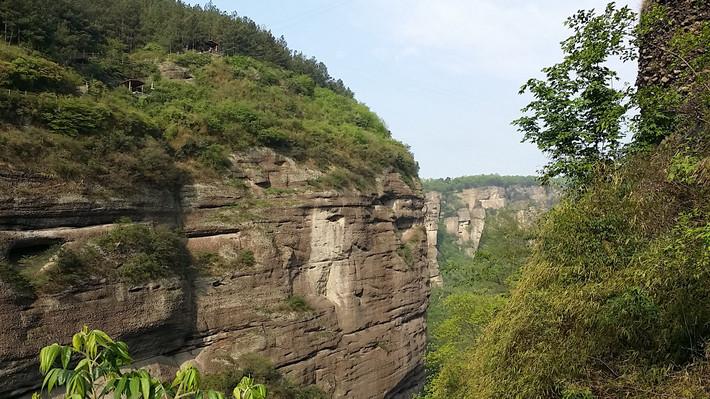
513;3;637;189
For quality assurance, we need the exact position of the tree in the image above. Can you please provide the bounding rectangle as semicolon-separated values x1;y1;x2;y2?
35;326;268;399
513;3;637;189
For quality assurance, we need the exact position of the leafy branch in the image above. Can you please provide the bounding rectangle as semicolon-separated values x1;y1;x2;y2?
34;326;267;399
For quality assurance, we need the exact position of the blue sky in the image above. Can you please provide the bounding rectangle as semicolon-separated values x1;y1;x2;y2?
190;0;643;178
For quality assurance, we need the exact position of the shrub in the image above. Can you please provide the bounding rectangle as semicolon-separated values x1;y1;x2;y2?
286;75;315;96
396;243;414;268
237;250;256;267
202;354;326;399
285;296;311;312
0;261;35;297
41;222;189;292
430;149;709;398
35;326;260;399
174;51;212;69
0;49;81;93
199;143;232;171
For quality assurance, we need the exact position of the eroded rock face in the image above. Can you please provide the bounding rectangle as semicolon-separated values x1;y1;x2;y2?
424;192;442;287
431;185;558;257
0;149;430;399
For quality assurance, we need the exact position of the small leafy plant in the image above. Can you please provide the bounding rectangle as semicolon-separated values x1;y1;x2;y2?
35;326;267;399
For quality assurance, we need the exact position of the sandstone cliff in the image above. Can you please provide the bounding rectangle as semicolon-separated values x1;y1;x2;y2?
426;184;558;260
423;192;442;287
0;148;430;399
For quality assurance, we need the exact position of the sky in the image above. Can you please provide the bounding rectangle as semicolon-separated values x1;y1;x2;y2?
189;0;643;178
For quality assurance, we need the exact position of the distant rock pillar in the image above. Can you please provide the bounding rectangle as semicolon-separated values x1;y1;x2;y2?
424;192;443;287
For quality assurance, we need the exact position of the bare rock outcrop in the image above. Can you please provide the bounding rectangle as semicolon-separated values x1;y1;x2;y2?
424;192;442;287
432;185;558;259
0;149;430;399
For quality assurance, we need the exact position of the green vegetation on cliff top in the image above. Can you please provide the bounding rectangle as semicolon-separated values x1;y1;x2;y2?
0;0;418;192
422;175;539;193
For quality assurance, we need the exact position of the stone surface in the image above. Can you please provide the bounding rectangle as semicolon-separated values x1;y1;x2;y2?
424;192;442;287
429;185;559;261
0;149;430;399
637;0;710;93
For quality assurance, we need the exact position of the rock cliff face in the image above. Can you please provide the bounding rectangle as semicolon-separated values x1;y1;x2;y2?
424;192;442;287
428;185;558;259
638;0;709;91
0;148;430;399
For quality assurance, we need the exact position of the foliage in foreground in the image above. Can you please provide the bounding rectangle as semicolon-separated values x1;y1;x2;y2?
431;141;708;398
35;326;267;399
514;3;637;189
424;1;710;397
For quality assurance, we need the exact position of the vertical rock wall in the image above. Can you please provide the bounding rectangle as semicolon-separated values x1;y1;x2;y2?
638;0;710;91
424;192;442;287
0;149;431;399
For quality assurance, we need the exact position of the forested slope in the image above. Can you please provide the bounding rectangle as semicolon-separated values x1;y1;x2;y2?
422;1;710;398
0;0;418;193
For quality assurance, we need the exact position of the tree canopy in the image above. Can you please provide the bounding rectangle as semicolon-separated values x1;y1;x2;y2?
513;4;637;189
0;0;352;96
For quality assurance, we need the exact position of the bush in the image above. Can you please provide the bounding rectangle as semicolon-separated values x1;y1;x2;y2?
41;96;112;136
286;296;312;312
174;51;212;69
430;144;709;398
40;222;189;292
198;143;232;171
202;353;327;399
0;46;81;93
286;75;315;96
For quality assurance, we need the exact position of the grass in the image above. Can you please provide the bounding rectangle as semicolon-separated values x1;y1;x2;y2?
194;249;257;275
397;243;415;268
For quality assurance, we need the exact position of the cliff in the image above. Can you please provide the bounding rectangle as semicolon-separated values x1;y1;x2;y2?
0;152;430;399
426;185;558;260
424;192;442;287
638;0;710;91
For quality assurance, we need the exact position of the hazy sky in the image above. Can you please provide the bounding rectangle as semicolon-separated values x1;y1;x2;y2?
190;0;643;178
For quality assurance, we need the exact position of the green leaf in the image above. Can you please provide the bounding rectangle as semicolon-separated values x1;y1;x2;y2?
255;385;267;398
130;376;141;399
60;346;72;369
72;333;83;352
93;329;114;345
39;343;61;374
75;358;90;372
86;333;97;358
114;376;128;399
42;368;59;393
141;375;150;399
